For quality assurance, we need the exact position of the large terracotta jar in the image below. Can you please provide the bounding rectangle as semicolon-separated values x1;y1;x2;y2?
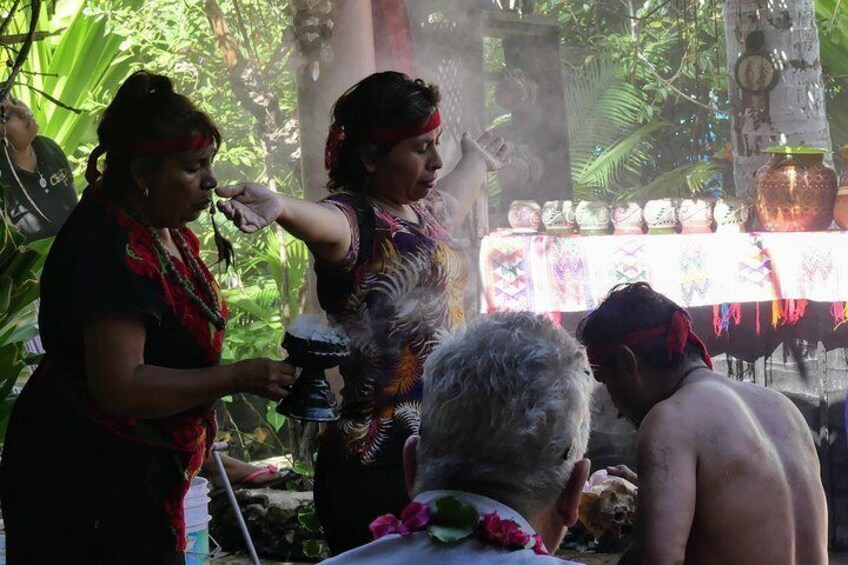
836;146;848;229
755;146;837;232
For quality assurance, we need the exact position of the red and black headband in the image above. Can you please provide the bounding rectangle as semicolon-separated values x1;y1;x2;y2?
586;310;713;370
324;109;442;170
132;133;214;155
85;133;215;184
363;108;441;143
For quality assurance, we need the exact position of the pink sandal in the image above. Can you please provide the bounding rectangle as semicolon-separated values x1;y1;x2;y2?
234;465;282;488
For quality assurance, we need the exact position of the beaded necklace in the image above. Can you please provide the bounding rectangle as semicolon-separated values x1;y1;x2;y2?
131;209;227;331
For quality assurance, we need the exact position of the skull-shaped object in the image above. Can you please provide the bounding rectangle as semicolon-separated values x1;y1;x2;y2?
578;471;638;540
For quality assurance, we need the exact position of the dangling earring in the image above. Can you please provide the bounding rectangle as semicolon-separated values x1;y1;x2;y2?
141;186;149;198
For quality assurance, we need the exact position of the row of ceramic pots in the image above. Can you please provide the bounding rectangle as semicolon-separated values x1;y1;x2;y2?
508;197;751;236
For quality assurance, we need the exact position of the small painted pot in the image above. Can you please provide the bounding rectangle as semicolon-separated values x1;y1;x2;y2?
677;198;715;234
575;201;611;236
508;200;542;232
643;199;677;235
542;200;577;235
610;202;644;235
714;197;750;233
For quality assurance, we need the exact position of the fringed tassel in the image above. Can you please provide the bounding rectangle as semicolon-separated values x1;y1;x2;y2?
712;304;722;336
772;299;784;328
784;299;807;325
729;303;742;326
209;203;235;270
712;303;742;337
832;302;847;330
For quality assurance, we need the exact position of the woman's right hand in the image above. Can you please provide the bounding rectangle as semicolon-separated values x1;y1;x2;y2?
231;358;296;400
216;183;284;233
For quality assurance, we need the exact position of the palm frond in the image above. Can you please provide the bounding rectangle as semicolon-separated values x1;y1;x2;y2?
618;162;723;201
573;122;668;199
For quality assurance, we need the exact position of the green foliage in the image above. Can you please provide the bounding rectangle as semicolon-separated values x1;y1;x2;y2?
0;224;48;438
817;0;848;148
540;0;848;197
7;0;138;182
538;0;733;198
88;0;300;189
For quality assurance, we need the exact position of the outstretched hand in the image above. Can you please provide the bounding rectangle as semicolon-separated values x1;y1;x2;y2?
461;130;510;172
215;183;283;234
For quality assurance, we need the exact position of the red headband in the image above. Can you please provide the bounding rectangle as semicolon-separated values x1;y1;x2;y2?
364;108;441;143
132;133;214;156
323;109;442;171
586;310;713;370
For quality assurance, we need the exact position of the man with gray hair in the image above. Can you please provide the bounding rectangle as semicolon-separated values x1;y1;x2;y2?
323;312;593;563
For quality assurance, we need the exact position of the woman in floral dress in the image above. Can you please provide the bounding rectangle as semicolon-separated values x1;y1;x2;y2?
216;71;509;554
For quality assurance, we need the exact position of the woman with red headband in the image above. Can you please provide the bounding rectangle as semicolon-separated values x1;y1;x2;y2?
216;71;508;553
0;71;296;563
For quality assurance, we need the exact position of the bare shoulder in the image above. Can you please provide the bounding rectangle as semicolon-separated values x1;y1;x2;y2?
637;396;697;460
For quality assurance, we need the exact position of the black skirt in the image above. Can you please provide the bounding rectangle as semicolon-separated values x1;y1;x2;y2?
0;372;184;565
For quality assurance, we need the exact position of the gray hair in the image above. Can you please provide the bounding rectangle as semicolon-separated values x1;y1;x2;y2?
415;312;593;517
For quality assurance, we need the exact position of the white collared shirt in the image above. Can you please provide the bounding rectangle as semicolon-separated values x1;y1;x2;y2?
322;490;584;564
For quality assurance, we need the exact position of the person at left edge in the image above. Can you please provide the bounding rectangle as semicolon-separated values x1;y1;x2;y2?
0;94;77;242
0;71;296;564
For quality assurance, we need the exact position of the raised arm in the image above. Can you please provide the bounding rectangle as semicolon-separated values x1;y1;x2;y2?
85;315;295;419
437;131;509;229
619;405;696;565
215;183;351;263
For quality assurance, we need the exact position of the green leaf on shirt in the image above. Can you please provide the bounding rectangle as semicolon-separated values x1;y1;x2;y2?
427;496;479;544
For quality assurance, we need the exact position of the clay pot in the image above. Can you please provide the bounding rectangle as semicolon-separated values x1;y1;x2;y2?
508;200;542;232
835;146;848;230
714;197;751;233
677;198;715;234
575;201;610;236
542;200;577;235
755;146;837;232
610;202;644;235
643;199;677;235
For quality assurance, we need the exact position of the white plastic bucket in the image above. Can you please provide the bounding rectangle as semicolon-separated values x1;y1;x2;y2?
183;477;212;565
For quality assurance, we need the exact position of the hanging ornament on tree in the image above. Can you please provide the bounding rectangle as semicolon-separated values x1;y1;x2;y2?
734;30;781;95
291;0;334;82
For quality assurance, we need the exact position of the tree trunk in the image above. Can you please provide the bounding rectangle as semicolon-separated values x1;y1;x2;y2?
724;0;831;197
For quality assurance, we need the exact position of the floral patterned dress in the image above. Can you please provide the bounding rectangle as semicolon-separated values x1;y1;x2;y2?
0;185;228;564
315;190;469;465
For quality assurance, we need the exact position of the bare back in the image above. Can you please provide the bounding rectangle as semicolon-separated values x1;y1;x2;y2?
636;372;828;565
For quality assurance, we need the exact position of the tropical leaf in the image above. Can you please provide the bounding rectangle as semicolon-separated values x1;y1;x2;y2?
573;121;669;197
565;57;667;198
11;0;139;176
618;161;723;201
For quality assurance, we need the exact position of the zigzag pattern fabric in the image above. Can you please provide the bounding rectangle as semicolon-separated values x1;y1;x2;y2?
480;231;848;314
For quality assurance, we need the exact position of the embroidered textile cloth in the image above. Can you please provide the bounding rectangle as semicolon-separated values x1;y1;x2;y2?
480;231;848;314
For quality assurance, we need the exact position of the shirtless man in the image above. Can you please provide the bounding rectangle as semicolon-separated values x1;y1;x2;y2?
577;283;827;565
